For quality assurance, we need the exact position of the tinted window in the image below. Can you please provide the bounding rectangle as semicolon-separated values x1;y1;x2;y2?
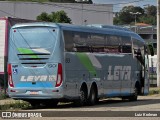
63;30;131;53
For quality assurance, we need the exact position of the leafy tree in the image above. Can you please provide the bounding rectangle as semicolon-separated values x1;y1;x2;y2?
36;12;51;21
140;5;157;25
144;5;157;16
36;10;72;23
139;15;156;25
113;5;157;25
114;6;144;25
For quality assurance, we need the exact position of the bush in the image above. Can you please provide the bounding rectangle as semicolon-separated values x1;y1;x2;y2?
0;101;30;110
149;88;160;95
0;89;8;100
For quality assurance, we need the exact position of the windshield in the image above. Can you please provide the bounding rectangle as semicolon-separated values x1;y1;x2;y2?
12;27;57;49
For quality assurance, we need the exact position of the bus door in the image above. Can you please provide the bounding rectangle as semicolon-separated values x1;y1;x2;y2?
143;47;150;95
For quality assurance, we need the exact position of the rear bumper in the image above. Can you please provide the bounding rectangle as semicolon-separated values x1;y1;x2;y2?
8;87;64;99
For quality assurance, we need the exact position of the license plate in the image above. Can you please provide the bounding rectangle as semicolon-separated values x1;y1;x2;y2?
30;91;39;95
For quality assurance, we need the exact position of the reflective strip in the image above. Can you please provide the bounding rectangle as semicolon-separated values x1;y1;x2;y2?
87;54;102;69
32;48;50;54
76;53;97;76
17;48;38;58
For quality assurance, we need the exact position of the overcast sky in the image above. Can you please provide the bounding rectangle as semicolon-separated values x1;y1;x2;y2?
92;0;156;12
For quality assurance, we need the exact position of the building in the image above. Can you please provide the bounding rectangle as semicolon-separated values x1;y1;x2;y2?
0;1;113;25
123;24;157;44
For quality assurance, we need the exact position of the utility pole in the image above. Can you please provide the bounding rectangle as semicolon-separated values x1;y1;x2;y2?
157;0;160;87
129;12;141;33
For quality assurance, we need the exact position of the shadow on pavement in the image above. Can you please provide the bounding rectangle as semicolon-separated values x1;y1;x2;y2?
24;96;160;110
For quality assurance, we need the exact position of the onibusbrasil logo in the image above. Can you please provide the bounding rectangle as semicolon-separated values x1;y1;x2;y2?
1;112;42;119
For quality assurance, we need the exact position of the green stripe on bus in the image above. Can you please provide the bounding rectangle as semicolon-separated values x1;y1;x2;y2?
76;53;97;76
17;48;38;58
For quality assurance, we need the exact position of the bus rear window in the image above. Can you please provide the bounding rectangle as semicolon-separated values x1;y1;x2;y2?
12;27;57;49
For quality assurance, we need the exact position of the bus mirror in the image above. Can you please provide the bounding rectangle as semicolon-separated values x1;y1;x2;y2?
148;44;154;56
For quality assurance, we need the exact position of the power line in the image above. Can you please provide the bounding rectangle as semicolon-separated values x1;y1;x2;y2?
0;0;149;17
113;0;153;12
0;9;16;17
48;4;111;13
0;1;148;15
24;2;114;13
0;1;113;14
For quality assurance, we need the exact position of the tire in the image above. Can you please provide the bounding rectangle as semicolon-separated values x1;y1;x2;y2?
129;87;138;101
88;86;97;106
74;88;87;107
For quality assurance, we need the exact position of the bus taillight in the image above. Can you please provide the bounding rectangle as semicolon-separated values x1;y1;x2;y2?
8;64;14;87
55;63;63;87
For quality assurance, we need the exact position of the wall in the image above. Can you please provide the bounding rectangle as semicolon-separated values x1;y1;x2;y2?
0;1;113;25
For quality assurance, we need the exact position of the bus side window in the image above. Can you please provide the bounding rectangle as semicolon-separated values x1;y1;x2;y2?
121;36;131;53
63;30;74;52
74;32;89;52
133;38;144;57
105;35;122;53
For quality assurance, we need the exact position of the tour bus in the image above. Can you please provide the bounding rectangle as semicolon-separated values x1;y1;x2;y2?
8;22;152;107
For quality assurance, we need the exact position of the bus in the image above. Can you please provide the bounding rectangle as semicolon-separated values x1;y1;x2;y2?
8;22;152;106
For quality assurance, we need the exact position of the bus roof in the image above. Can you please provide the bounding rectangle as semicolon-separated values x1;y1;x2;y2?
87;24;131;31
12;22;144;43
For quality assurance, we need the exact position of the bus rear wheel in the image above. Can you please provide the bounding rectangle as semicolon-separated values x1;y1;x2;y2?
74;88;87;106
88;86;97;106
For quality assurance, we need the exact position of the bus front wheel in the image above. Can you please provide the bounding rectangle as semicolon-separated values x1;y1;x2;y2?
129;87;138;101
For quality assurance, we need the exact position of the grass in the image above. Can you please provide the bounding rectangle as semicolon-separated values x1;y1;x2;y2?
0;90;31;110
0;100;30;110
149;87;160;95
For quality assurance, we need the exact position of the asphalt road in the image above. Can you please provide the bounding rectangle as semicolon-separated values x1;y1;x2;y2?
1;94;160;120
21;94;160;120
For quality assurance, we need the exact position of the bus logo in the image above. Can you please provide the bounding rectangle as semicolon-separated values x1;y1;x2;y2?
2;112;11;118
107;66;131;80
20;75;56;81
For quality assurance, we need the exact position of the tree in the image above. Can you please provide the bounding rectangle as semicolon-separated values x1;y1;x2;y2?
144;5;157;16
36;10;72;23
36;12;51;22
140;5;157;25
139;15;156;25
114;6;144;25
113;5;157;25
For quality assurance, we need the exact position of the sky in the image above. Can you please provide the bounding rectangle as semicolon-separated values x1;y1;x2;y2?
92;0;157;12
